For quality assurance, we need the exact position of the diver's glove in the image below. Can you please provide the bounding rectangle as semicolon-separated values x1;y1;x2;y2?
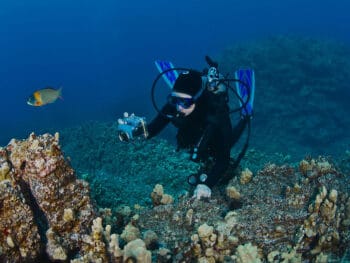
117;112;148;142
192;184;212;200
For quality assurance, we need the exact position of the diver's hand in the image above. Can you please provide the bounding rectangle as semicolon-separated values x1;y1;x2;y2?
192;184;212;200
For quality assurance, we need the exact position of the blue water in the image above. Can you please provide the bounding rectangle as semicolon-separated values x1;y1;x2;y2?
1;0;350;147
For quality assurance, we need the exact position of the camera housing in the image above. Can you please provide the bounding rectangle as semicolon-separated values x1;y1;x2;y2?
117;113;147;142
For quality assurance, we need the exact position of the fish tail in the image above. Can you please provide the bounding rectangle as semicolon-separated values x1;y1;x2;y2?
58;87;63;100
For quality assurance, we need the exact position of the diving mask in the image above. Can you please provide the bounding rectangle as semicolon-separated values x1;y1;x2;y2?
167;94;195;109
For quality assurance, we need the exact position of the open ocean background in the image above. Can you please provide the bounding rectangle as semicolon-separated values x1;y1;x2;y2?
1;0;350;160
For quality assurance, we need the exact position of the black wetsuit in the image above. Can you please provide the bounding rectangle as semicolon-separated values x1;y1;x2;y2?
146;89;248;188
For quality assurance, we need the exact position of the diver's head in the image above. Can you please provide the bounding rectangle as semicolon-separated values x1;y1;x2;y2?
168;70;202;116
168;91;195;116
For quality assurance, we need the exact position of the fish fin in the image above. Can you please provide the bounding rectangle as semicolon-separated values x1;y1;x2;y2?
33;91;43;105
58;87;63;100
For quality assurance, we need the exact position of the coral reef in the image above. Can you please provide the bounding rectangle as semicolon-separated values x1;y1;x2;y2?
240;168;253;185
151;184;174;206
70;216;153;263
1;131;349;262
0;133;96;261
0;179;41;262
294;186;341;255
136;156;349;262
57;120;350;262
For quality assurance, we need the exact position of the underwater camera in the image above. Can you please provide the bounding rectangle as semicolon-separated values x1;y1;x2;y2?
117;112;148;142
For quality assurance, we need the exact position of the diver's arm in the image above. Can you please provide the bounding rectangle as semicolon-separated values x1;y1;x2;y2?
144;103;174;139
131;111;170;139
130;103;174;139
146;115;170;139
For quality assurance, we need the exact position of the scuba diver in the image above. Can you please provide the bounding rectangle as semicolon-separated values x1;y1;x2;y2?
117;56;255;199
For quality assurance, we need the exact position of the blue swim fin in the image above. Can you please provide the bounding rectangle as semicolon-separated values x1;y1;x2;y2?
155;60;179;89
235;68;255;116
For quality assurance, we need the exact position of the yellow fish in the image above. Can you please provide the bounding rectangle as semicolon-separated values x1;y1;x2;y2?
27;87;63;106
